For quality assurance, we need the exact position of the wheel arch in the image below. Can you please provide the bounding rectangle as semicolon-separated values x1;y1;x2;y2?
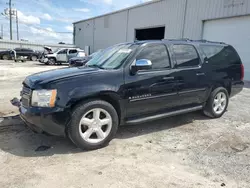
70;92;123;124
211;80;231;96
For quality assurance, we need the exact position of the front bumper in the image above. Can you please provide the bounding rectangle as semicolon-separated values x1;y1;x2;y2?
19;106;69;136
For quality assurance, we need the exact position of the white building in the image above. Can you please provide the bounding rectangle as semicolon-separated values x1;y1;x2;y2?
73;0;250;80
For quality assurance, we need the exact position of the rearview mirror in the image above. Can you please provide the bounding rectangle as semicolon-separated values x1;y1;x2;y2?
131;59;152;74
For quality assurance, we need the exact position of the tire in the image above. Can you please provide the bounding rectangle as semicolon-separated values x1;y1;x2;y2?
203;87;229;118
31;55;38;61
48;58;56;65
2;54;9;60
67;100;119;150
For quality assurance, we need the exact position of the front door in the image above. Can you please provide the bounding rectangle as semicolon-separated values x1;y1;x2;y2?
57;49;68;62
68;49;78;60
170;44;209;106
124;43;179;118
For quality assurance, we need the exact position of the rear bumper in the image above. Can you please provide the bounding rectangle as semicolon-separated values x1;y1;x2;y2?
230;80;244;97
19;106;69;136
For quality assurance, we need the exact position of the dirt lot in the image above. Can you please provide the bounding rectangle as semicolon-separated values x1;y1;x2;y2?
0;60;250;188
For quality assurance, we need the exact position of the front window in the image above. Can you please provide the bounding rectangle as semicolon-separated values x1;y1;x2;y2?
86;44;136;69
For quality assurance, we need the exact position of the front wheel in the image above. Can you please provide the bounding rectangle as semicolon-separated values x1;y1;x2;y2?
203;87;229;118
31;55;37;61
48;58;56;65
67;100;119;150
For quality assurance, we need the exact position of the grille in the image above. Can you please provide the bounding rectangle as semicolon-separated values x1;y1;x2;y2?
21;85;31;107
22;86;31;95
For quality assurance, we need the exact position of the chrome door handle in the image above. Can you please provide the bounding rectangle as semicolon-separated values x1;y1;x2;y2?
196;73;205;76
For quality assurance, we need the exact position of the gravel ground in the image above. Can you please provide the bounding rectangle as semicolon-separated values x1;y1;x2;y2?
0;60;250;188
0;60;67;116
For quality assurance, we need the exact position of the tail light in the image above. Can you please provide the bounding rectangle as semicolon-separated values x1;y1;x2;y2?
240;64;244;81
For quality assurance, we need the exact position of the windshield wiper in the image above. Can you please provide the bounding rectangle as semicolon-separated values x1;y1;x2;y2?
87;64;104;69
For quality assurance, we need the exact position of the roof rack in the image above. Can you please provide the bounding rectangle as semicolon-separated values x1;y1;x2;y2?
163;38;225;44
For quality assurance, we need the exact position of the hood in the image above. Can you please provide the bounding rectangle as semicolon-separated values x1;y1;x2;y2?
23;66;101;88
70;56;89;61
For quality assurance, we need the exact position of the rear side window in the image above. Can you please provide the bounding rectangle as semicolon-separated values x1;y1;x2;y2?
69;49;78;54
173;45;200;68
136;44;170;70
200;45;241;65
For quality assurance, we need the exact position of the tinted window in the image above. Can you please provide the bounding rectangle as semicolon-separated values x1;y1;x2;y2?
22;49;33;52
58;49;67;54
136;44;170;70
200;45;241;65
173;45;200;68
14;48;22;52
69;49;77;54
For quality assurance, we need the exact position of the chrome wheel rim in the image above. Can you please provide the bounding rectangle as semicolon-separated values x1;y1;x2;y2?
3;55;8;60
79;108;112;144
213;92;227;115
31;56;37;61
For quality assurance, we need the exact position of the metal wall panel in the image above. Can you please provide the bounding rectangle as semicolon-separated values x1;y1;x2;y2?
0;39;75;51
183;0;250;39
93;10;128;51
74;20;94;52
74;0;250;51
127;0;186;41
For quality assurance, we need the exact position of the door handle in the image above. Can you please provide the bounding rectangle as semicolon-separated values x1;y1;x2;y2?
196;73;205;76
163;76;175;80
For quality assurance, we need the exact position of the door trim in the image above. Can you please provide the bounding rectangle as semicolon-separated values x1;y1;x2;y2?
126;105;203;124
129;92;177;102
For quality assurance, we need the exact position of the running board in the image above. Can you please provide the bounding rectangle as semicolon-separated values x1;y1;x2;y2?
126;105;203;125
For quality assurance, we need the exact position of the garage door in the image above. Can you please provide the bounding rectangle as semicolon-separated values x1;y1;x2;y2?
203;16;250;80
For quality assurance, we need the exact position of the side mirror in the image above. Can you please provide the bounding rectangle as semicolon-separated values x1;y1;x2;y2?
131;59;152;74
204;57;209;64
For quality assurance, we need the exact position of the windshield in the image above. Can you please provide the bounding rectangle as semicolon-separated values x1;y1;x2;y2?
53;48;60;53
86;44;136;69
77;52;86;57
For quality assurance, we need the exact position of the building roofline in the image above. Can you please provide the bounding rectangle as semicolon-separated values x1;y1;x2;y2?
73;0;162;24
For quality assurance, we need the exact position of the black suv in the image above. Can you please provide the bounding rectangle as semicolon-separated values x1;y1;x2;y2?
19;40;244;150
0;48;40;61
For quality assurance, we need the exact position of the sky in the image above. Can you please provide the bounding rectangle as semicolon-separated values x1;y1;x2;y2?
0;0;152;44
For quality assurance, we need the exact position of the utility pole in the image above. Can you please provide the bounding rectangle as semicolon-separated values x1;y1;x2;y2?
9;0;13;40
15;10;18;40
1;24;3;39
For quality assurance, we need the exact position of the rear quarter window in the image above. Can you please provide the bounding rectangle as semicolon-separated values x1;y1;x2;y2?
200;45;241;65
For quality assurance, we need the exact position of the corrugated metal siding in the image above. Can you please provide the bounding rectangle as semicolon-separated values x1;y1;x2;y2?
184;0;250;39
127;0;186;41
74;0;250;51
74;20;94;52
0;39;75;51
93;10;128;51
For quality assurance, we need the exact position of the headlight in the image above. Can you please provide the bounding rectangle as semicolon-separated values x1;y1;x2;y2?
31;89;57;107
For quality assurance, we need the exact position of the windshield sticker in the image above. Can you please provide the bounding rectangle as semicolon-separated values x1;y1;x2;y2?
117;49;132;53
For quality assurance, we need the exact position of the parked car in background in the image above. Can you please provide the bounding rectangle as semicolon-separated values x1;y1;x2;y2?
41;48;85;65
19;40;244;150
0;48;40;61
0;49;11;60
69;50;103;67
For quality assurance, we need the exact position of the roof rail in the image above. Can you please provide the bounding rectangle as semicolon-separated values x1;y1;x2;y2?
163;38;225;44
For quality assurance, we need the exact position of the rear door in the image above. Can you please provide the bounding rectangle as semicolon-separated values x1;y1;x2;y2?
170;44;209;106
124;43;179;118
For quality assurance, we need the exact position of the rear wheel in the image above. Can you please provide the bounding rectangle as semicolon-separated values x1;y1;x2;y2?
2;55;8;60
67;100;119;150
203;87;229;118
